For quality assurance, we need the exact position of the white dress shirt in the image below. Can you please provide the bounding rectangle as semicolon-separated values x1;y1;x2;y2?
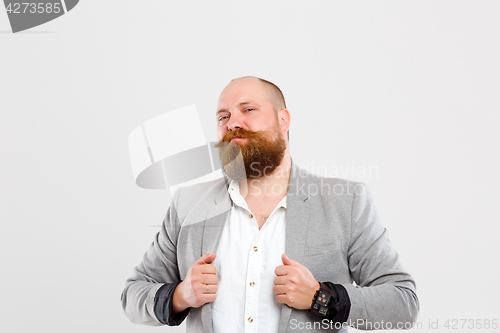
212;180;287;333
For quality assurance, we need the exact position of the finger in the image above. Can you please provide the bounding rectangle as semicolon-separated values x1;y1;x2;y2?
196;253;217;265
195;254;210;265
273;285;286;295
274;265;289;276
275;294;288;305
201;274;218;285
204;284;219;294
274;275;287;285
204;253;217;264
197;264;217;274
282;253;297;266
194;281;217;294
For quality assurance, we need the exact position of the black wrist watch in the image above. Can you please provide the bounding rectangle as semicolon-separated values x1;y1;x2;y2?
308;283;332;317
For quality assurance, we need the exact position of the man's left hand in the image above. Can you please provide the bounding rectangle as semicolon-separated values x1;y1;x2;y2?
273;254;320;309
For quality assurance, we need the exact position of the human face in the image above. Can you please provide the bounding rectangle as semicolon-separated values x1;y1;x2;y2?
215;78;287;180
216;78;284;144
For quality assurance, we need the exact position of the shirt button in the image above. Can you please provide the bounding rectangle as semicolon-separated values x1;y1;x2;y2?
249;282;255;287
248;317;253;323
249;213;253;218
253;246;258;252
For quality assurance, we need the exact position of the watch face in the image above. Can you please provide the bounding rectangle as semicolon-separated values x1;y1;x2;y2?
317;291;330;306
310;288;332;317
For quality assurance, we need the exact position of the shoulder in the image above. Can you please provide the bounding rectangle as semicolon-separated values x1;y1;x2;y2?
173;176;227;206
169;177;229;222
290;164;368;200
177;176;227;193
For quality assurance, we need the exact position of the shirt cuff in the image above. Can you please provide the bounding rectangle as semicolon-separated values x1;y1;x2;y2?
154;281;190;326
322;282;351;323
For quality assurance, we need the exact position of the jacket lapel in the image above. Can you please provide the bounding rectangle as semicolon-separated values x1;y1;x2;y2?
279;162;310;332
200;180;232;333
201;181;232;255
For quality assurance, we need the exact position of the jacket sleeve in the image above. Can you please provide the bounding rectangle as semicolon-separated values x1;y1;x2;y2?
342;183;419;330
121;188;186;325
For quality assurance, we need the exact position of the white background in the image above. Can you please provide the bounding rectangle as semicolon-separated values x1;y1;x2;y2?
1;1;499;332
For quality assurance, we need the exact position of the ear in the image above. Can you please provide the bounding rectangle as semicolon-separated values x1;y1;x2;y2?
278;108;291;136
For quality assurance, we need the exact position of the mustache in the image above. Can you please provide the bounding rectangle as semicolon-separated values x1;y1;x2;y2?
218;128;265;143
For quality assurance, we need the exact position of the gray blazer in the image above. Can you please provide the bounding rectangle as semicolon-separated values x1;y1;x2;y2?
122;162;419;332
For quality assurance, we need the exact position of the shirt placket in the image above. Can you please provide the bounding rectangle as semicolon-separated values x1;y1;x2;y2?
243;220;262;332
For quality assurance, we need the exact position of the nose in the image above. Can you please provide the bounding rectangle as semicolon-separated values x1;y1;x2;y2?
226;111;244;132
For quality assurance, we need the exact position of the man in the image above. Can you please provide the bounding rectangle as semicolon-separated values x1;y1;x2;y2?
121;77;419;332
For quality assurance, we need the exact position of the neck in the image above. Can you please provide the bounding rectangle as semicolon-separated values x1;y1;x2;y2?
238;151;292;200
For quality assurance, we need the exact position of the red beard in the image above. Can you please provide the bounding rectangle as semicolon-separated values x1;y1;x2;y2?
215;126;286;181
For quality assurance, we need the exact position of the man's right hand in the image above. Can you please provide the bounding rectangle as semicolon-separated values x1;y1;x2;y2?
172;253;218;313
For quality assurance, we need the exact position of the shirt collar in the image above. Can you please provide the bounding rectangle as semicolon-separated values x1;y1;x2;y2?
228;179;287;209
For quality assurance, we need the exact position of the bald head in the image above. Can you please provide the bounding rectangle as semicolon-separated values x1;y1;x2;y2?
217;76;290;140
230;76;287;113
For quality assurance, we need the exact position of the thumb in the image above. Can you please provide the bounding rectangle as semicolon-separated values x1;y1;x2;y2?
196;253;217;265
281;253;296;266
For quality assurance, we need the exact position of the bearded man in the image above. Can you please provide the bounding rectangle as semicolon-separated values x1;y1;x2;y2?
121;77;419;332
